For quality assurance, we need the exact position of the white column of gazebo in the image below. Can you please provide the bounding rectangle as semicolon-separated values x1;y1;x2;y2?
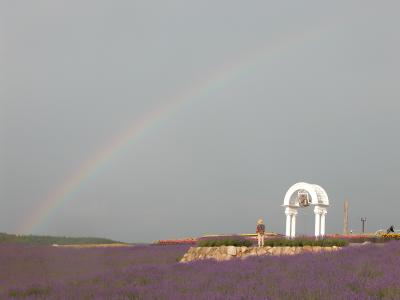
282;182;329;238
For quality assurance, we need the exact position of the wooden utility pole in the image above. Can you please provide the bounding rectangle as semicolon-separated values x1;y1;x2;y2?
343;200;349;235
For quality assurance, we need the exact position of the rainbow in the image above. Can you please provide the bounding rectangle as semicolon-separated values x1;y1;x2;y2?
17;28;320;234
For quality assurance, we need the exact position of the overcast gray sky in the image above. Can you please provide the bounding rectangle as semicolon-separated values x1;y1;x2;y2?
1;1;399;242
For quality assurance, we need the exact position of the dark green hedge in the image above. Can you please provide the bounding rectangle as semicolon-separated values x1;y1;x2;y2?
197;238;253;247
264;238;348;247
197;237;348;247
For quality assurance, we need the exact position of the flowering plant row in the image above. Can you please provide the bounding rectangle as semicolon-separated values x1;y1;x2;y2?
3;241;400;298
381;233;400;239
326;234;372;239
326;233;400;243
156;239;197;245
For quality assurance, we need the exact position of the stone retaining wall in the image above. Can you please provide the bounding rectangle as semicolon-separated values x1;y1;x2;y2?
180;245;341;262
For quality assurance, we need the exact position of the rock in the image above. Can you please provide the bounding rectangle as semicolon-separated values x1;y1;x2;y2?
288;247;296;255
257;247;267;255
203;247;213;255
313;246;322;253
247;249;258;257
179;244;344;263
294;247;302;254
209;247;218;256
241;246;249;254
219;246;227;254
266;247;274;254
281;247;291;255
180;252;195;263
213;252;223;261
275;247;284;256
215;253;230;261
227;246;237;256
303;246;313;253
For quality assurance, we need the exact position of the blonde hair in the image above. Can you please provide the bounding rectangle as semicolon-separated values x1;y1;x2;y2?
257;219;264;225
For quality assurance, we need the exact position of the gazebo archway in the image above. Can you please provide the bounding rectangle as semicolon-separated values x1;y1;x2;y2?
283;182;329;238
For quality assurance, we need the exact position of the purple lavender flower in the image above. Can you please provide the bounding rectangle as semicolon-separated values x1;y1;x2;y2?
1;242;400;299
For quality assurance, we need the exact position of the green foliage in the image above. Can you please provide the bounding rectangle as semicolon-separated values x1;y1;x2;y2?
345;236;386;243
197;236;348;248
0;232;121;245
9;286;50;297
197;238;253;247
264;238;348;247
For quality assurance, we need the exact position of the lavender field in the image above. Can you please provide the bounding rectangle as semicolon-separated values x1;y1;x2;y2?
1;242;400;299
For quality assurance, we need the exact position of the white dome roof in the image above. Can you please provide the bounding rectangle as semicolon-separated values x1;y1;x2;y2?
283;182;329;207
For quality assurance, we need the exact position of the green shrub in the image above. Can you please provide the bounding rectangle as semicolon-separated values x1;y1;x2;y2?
264;238;348;247
197;238;252;247
345;236;386;243
9;286;50;297
197;237;348;248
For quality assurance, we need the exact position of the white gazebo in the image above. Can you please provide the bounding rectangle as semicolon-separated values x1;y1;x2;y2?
283;182;329;238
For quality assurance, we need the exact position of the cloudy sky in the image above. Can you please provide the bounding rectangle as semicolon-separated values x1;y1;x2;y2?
1;1;399;242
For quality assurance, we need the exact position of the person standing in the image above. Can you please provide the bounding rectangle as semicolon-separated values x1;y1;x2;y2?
256;219;265;247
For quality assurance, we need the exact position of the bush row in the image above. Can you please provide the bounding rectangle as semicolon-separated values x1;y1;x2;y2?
197;237;349;247
157;239;197;245
263;238;348;247
197;238;253;247
328;234;400;243
381;233;400;239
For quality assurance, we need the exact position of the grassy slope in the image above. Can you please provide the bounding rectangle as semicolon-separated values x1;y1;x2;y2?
0;232;123;245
